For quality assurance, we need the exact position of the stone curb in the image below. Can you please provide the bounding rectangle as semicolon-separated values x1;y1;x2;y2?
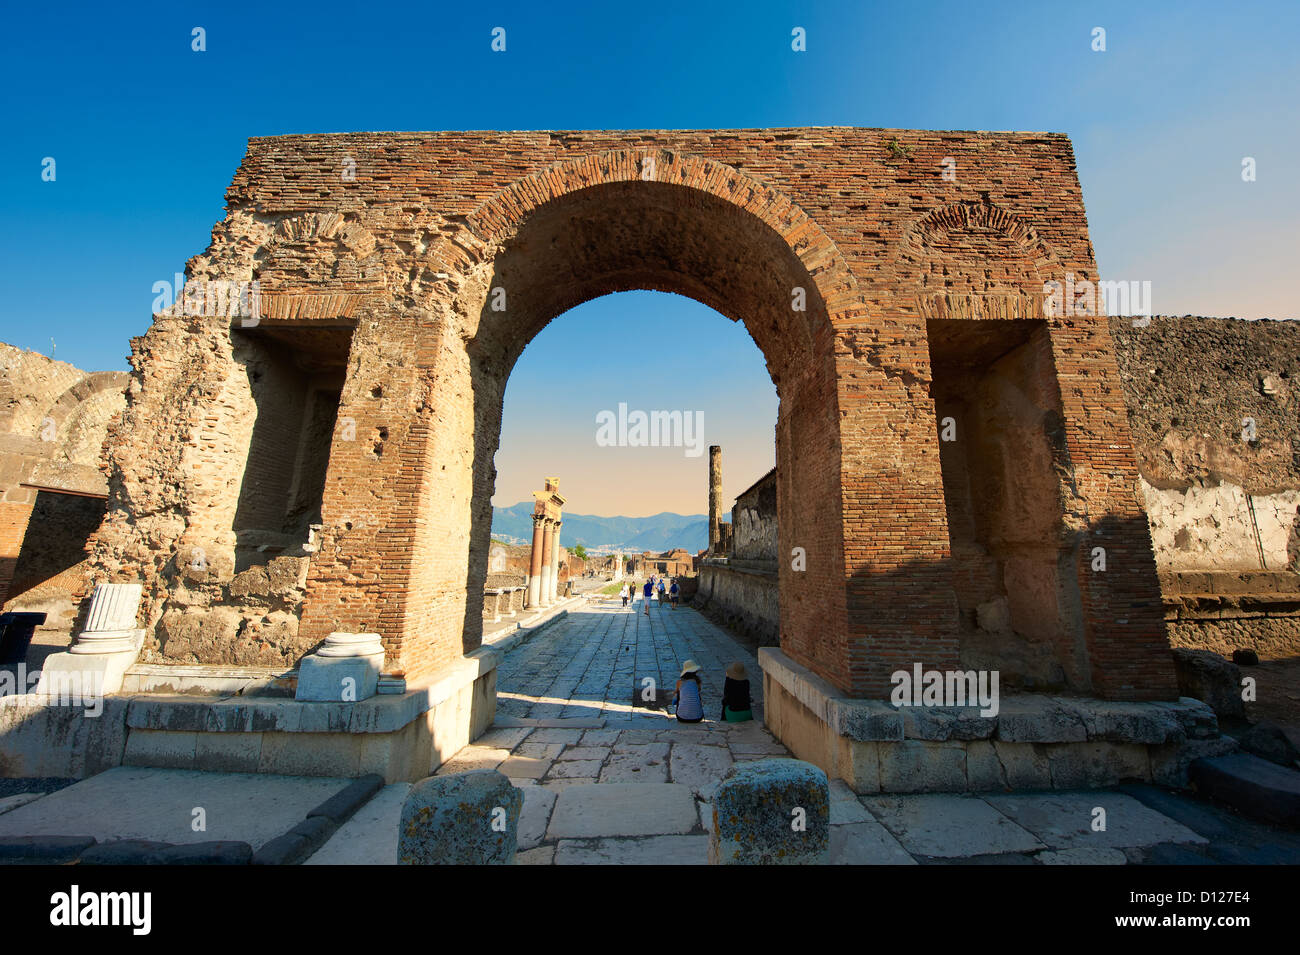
307;773;385;822
79;839;253;865
0;835;96;863
488;600;580;656
1190;752;1300;828
253;773;385;865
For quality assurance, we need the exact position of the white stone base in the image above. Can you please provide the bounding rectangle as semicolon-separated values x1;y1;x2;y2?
1;647;501;783
35;629;145;698
296;652;383;702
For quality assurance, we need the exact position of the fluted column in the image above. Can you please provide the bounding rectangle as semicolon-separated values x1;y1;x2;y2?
526;514;545;608
539;518;555;608
550;520;563;601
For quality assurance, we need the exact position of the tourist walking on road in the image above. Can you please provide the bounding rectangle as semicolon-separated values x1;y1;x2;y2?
673;660;704;723
669;579;679;609
643;578;653;616
619;583;629;607
656;578;667;607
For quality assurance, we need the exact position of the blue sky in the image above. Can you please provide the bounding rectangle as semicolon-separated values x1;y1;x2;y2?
2;1;1296;513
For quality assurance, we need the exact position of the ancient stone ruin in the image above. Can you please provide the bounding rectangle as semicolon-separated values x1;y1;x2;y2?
2;128;1296;792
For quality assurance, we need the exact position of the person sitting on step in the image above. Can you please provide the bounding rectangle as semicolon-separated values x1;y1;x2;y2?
720;661;753;722
672;660;705;723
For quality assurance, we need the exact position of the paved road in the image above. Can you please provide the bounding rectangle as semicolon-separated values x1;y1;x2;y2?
495;591;763;722
5;599;1297;865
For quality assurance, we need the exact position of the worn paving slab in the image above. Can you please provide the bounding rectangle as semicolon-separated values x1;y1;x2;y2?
434;746;510;774
554;835;710;865
983;791;1209;850
1037;847;1128;865
599;746;669;783
0;793;44;816
829;820;918;865
306;783;411;865
517;785;557;850
862;794;1046;858
0;766;349;849
669;743;734;798
546;783;698;839
516;845;556;865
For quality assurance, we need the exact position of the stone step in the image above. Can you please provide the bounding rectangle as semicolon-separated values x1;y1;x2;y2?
1190;752;1300;827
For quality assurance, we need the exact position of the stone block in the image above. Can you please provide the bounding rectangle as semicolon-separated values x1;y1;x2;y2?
257;732;362;777
0;835;96;863
1046;742;1151;789
995;697;1087;743
1189;752;1300;827
307;774;384;823
546;783;697;838
991;741;1053;790
122;730;198;770
710;758;830;865
834;738;881;794
296;654;381;702
1171;649;1245;720
398;770;522;865
1074;700;1185;744
194;732;263;773
828;698;903;741
877;740;967;793
899;706;995;741
965;740;1007;791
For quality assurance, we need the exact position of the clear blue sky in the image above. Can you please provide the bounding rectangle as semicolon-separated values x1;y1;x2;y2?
2;1;1296;513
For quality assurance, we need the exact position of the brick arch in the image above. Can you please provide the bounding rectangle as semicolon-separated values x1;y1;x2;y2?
462;148;868;348
898;200;1068;320
308;153;874;685
40;371;130;439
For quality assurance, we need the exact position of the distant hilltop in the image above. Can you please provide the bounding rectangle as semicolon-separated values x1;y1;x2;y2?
490;502;728;554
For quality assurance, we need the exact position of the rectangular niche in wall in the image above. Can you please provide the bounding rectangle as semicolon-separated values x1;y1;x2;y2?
926;318;1086;691
230;323;352;568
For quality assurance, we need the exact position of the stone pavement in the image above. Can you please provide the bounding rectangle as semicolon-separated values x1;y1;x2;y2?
4;600;1298;864
307;600;1300;865
0;766;349;849
494;592;764;722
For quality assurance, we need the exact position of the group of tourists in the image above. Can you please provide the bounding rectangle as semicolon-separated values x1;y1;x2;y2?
618;575;679;614
615;576;752;724
671;659;752;723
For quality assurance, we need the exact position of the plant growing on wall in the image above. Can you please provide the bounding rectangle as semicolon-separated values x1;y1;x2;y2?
883;138;914;162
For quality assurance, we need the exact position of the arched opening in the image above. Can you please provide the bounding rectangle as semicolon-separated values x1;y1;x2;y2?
485;289;780;720
454;177;846;683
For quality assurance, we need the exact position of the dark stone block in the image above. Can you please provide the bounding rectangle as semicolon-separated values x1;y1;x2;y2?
154;841;253;865
0;835;96;863
251;833;313;866
307;774;384;823
1191;752;1300;828
79;840;171;865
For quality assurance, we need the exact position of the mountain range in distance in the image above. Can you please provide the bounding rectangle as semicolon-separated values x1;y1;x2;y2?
490;502;730;554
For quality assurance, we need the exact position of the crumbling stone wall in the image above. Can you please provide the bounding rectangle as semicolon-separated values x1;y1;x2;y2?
81;129;1173;700
731;469;777;564
1111;315;1300;657
0;345;128;636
